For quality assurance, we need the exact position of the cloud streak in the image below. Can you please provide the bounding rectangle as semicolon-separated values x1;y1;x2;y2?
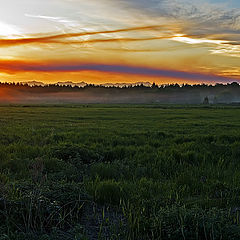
1;23;239;58
2;25;238;58
0;25;170;47
25;14;79;28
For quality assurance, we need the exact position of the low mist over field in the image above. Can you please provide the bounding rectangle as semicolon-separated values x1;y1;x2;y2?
1;81;240;104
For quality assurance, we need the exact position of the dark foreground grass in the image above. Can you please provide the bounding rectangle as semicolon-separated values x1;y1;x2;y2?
1;104;240;239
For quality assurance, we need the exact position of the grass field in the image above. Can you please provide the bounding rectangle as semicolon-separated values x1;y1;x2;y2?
1;104;240;239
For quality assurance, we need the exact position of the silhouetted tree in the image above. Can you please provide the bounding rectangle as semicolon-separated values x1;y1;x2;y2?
151;82;158;88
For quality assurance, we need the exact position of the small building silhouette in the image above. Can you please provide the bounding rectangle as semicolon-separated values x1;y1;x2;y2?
203;96;209;104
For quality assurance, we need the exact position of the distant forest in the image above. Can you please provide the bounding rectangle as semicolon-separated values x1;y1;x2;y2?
0;81;240;104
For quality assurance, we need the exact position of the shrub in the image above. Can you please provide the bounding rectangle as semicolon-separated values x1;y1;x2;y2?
0;146;10;169
52;144;101;165
3;158;30;177
90;163;118;180
88;179;126;205
43;158;66;173
95;180;123;204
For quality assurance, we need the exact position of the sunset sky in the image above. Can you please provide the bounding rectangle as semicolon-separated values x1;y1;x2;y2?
0;0;240;84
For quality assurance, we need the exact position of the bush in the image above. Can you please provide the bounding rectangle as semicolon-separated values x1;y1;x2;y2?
43;158;66;173
0;146;10;169
52;144;101;165
3;158;30;177
88;179;126;205
90;163;118;180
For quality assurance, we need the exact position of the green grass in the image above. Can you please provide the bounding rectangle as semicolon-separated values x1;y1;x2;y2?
1;104;240;239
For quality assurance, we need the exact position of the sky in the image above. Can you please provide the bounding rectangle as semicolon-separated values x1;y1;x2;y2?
0;0;240;84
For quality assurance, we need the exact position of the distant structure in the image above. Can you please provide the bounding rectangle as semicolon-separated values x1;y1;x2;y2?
203;96;209;104
213;96;218;104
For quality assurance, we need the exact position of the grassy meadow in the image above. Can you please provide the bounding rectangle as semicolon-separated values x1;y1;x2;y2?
1;104;240;239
